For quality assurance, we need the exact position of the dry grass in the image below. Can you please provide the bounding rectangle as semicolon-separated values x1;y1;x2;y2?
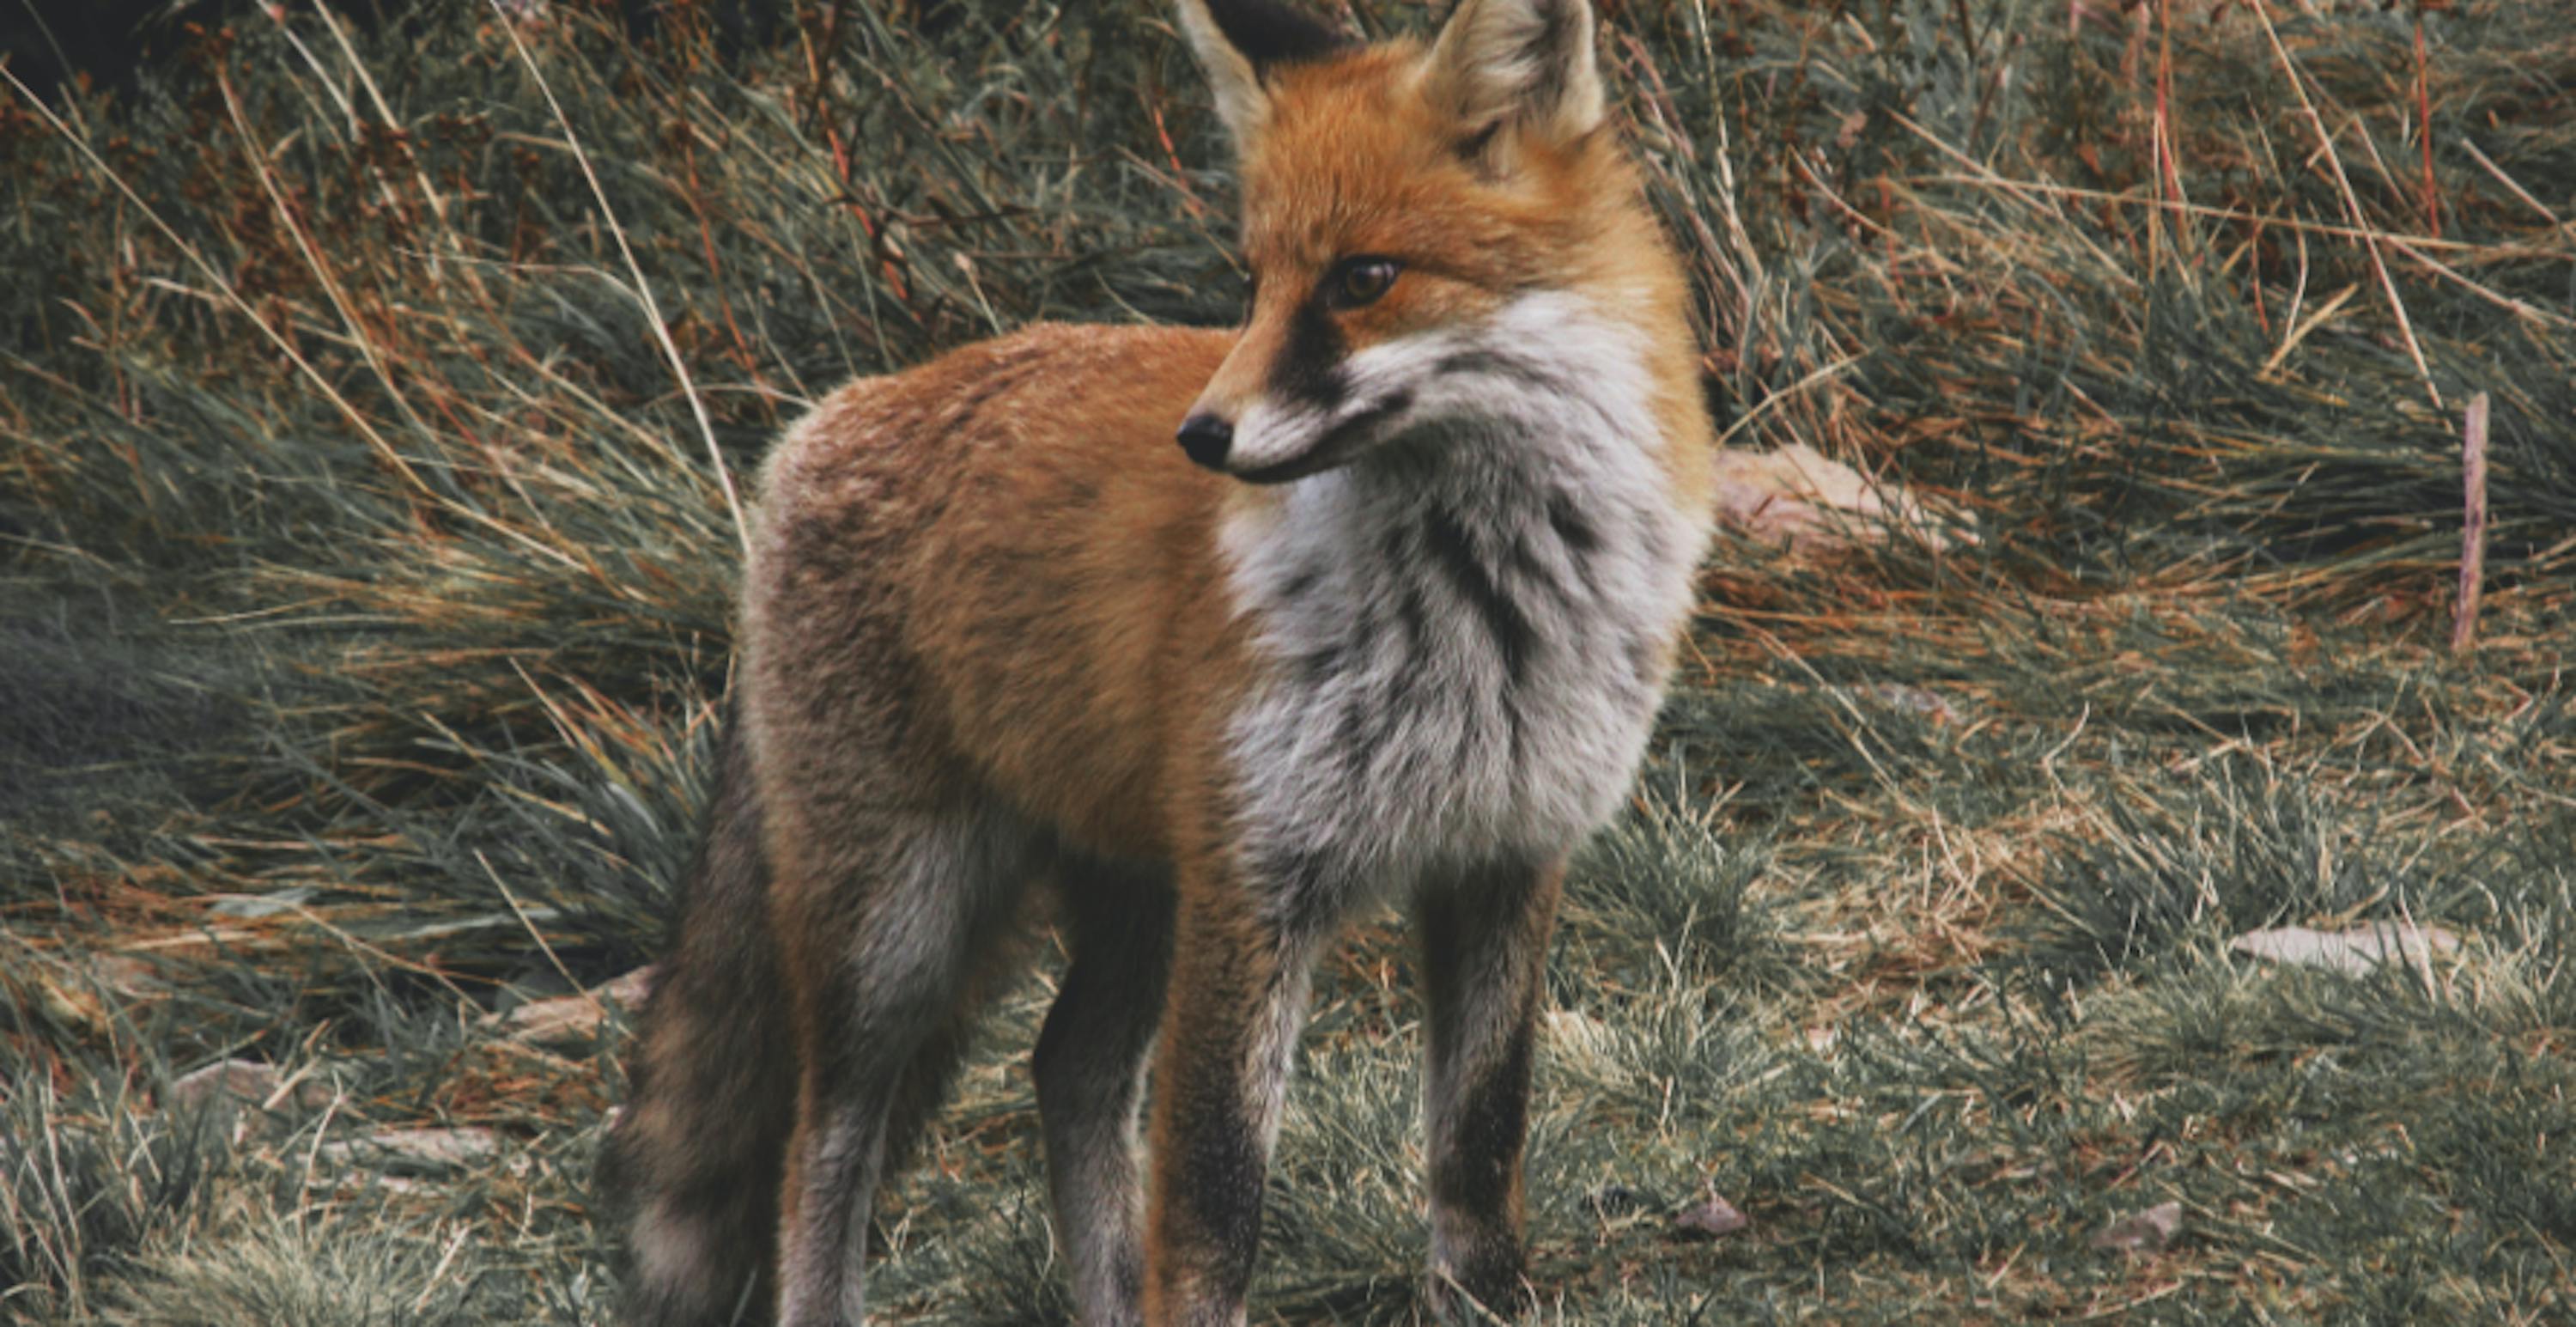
3;0;2572;1322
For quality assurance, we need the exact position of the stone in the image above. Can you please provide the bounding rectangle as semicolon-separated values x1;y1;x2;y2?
2229;923;2459;977
2091;1200;2183;1255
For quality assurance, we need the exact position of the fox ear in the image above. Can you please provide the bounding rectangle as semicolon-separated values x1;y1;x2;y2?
1176;0;1352;145
1425;0;1606;146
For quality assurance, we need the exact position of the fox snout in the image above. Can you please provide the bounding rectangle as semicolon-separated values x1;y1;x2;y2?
1175;411;1235;471
1180;392;1392;484
1176;285;1403;484
1178;341;1411;484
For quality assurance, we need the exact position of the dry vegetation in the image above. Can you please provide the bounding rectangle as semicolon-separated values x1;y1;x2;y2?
3;0;2572;1322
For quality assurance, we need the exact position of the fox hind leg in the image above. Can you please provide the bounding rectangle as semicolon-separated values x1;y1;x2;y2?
1034;855;1176;1326
770;799;1040;1327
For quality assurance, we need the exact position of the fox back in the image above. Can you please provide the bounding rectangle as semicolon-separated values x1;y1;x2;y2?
603;1;1716;1323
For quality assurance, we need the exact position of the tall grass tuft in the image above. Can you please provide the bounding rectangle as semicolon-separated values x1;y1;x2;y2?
3;0;2571;1319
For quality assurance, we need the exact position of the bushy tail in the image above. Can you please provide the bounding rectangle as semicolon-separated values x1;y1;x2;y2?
600;708;794;1326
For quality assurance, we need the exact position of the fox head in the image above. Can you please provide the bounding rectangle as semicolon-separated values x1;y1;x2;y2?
1172;0;1686;484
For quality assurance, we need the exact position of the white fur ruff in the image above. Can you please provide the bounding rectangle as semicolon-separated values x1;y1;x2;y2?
1219;291;1706;910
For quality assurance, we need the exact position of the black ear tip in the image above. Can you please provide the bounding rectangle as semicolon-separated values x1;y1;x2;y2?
1205;0;1353;69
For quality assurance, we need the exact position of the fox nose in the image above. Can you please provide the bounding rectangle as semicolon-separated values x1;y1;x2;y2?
1176;413;1234;472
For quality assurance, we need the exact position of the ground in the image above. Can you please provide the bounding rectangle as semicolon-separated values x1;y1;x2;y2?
2;1;2571;1322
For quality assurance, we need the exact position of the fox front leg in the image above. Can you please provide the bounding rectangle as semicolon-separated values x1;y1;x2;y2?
1418;858;1564;1319
1140;860;1332;1327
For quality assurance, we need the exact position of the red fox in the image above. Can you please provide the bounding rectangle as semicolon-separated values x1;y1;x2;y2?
601;0;1716;1321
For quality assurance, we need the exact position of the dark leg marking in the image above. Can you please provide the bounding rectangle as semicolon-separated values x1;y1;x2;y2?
605;706;792;1327
1259;847;1344;944
1149;887;1331;1324
1416;861;1563;1319
1172;1101;1268;1305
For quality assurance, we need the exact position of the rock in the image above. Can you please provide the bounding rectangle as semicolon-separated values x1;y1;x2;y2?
2091;1200;2182;1255
321;1126;503;1175
2229;923;2458;977
1710;443;1966;555
493;967;653;1047
1674;1193;1749;1239
168;1059;281;1111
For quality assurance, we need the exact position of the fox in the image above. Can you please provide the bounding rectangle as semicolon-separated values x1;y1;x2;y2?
598;0;1718;1322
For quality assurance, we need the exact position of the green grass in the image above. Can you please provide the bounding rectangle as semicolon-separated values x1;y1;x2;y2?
3;0;2573;1322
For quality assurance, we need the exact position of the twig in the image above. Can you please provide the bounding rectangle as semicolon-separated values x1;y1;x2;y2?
2411;10;2439;240
1145;96;1209;220
802;0;855;136
2281;224;2309;359
410;1222;477;1317
1891;113;2137;283
2457;137;2568;232
2451;392;2489;654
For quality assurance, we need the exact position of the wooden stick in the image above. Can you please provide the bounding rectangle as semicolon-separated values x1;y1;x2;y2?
2452;393;2491;654
2413;11;2439;240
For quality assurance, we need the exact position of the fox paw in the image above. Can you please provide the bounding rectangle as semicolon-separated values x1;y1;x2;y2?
1425;1257;1537;1323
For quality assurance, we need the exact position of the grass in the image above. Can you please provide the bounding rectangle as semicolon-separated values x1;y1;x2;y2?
3;0;2572;1321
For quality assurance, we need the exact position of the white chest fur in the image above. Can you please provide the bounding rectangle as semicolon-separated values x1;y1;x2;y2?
1218;295;1707;904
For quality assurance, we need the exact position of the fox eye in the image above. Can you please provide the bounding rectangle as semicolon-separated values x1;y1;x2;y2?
1323;257;1401;310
